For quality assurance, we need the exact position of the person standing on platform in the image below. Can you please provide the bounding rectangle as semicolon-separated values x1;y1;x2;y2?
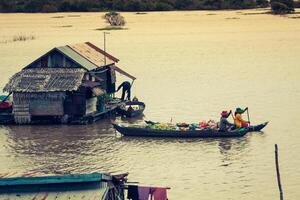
117;81;131;101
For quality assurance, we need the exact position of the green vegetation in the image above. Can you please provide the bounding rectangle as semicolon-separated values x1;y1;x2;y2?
104;11;126;26
13;34;36;42
270;0;295;14
0;0;271;13
0;34;36;44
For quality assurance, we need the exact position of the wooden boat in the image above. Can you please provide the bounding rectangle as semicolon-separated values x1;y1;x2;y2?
117;101;145;118
112;122;268;138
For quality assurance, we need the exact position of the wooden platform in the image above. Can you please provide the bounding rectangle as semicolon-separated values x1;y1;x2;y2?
0;98;127;125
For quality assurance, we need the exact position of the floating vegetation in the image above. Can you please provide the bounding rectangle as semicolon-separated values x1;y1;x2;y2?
225;17;240;20
104;12;126;26
207;13;217;15
68;15;81;17
59;25;73;28
13;35;36;42
242;12;269;15
136;12;147;15
95;26;128;31
51;16;64;18
0;34;36;44
288;16;300;19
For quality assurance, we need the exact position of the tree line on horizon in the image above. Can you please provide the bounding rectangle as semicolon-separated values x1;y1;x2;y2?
0;0;298;13
0;0;271;13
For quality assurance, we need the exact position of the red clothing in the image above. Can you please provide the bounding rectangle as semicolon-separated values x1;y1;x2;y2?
241;121;249;128
151;188;167;200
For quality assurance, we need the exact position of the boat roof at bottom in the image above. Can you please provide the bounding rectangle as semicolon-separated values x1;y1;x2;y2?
0;173;111;199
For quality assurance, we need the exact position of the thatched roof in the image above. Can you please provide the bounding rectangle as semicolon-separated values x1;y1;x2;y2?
3;68;85;93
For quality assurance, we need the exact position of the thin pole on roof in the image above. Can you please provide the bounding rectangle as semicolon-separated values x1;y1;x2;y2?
103;32;110;65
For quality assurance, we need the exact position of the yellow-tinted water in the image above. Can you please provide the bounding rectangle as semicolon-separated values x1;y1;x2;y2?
0;9;300;199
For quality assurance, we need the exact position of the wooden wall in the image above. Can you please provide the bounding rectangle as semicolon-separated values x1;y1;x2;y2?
29;100;64;116
13;92;65;124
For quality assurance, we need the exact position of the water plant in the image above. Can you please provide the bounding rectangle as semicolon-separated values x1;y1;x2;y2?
104;11;126;26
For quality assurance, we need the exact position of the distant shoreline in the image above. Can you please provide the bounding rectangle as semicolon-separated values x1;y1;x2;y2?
0;7;272;14
0;8;270;14
0;0;271;13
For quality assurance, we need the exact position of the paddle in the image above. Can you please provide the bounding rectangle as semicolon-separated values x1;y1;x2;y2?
246;107;250;125
231;112;235;121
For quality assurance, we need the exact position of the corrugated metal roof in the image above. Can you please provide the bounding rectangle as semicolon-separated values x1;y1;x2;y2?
68;43;115;67
56;46;98;71
22;42;119;71
85;42;119;63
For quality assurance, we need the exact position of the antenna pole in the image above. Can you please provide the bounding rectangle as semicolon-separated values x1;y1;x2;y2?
103;32;110;65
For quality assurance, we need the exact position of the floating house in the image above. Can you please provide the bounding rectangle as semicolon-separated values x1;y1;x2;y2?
3;42;135;125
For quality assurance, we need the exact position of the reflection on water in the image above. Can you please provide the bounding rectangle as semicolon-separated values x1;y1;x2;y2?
1;120;255;199
1;9;300;199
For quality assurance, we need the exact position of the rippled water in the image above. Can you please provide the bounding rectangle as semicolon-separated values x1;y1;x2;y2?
0;9;300;199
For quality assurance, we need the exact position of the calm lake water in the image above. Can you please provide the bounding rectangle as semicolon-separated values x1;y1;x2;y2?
0;9;300;199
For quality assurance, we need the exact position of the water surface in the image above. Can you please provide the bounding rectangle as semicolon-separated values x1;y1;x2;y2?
0;9;300;199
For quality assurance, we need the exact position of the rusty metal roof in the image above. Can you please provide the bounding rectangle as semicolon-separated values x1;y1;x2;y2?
68;42;117;68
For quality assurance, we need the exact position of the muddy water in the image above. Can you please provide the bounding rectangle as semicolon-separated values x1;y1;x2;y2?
0;9;300;199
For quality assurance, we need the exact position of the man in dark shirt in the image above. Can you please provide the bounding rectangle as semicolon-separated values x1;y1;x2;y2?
117;81;131;101
219;110;234;132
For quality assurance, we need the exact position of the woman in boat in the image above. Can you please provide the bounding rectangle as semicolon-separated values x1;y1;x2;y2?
219;110;234;131
234;107;249;128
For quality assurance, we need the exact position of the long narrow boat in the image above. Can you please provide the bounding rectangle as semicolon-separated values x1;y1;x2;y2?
113;122;268;138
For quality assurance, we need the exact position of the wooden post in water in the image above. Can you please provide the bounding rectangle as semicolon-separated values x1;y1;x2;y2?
275;144;283;200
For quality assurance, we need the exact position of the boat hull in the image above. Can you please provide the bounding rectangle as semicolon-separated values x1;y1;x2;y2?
113;122;268;138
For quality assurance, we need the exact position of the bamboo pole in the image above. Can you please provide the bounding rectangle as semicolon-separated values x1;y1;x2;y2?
275;144;283;200
246;108;250;125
